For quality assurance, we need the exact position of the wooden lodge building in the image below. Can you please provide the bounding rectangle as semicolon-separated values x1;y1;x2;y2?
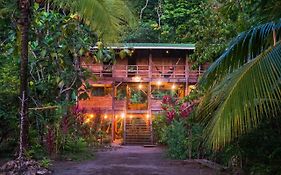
78;43;204;145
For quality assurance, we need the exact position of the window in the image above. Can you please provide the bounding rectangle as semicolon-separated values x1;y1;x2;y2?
92;87;105;96
92;86;112;96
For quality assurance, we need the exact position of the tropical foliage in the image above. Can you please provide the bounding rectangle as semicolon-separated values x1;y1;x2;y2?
1;0;281;174
52;0;134;42
0;0;133;159
197;20;281;149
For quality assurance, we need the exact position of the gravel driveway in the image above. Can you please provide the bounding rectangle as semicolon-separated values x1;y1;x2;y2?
51;145;226;175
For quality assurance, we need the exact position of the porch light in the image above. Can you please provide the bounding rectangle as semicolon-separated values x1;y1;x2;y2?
138;83;143;89
121;112;125;119
157;80;162;86
133;76;141;82
189;85;196;90
89;114;94;118
171;84;176;90
85;118;90;123
146;114;150;119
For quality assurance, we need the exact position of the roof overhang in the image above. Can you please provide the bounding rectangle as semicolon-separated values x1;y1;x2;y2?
93;43;195;50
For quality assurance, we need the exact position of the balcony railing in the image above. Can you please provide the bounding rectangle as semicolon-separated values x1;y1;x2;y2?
82;64;204;80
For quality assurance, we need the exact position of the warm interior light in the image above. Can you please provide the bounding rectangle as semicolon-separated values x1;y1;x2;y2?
189;85;196;90
121;112;125;119
89;114;94;118
133;76;141;82
157;80;162;86
84;118;90;123
130;115;133;119
104;114;108;119
146;114;150;119
138;83;143;89
171;84;176;90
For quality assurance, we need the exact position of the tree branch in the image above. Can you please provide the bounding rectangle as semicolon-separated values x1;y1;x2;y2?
140;0;149;21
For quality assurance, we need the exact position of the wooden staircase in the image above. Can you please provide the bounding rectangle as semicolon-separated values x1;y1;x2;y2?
125;116;152;145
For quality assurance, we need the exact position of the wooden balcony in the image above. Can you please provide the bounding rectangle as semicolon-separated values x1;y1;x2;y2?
82;64;203;82
114;100;126;110
188;69;204;83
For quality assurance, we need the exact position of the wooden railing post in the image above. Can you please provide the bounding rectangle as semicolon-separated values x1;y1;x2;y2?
185;54;189;96
125;65;128;78
148;82;153;144
112;82;115;142
149;51;152;79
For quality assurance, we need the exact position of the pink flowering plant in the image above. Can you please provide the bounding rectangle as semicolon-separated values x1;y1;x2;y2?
153;89;205;159
161;95;194;123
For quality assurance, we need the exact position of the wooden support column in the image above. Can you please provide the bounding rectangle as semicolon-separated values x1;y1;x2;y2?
148;82;153;144
111;82;115;142
185;53;189;96
149;50;152;79
123;84;129;144
123;112;126;145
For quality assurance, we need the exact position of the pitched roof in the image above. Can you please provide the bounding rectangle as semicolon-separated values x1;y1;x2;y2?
97;43;195;50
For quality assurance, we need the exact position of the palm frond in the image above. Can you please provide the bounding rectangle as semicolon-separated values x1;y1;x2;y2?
200;19;281;89
197;43;281;149
52;0;135;42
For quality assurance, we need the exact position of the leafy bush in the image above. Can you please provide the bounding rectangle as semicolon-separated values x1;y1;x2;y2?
165;120;188;159
64;137;87;153
153;94;206;160
39;157;52;168
153;114;168;144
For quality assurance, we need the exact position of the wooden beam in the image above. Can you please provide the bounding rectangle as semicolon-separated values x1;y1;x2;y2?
123;84;129;144
111;82;115;142
185;53;189;96
148;82;153;144
149;50;152;79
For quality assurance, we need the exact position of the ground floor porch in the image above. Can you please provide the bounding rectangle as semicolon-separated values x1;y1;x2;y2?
82;111;161;145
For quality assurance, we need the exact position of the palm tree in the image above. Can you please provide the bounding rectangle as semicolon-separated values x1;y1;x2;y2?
197;19;281;149
52;0;134;42
17;0;133;159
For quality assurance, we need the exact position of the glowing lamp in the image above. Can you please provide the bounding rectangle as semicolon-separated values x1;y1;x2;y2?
157;80;162;86
121;112;125;119
84;118;90;123
146;114;150;119
133;76;141;82
189;85;196;90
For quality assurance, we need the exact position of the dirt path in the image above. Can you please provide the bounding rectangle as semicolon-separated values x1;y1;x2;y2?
51;145;226;175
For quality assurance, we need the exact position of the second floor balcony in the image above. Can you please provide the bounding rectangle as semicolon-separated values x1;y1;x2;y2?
82;64;204;82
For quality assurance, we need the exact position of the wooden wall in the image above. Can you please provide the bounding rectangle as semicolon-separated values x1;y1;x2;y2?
113;57;127;77
78;95;113;112
151;99;162;111
135;50;149;65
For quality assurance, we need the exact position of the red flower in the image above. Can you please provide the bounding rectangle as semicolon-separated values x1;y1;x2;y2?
166;109;176;122
180;103;193;118
162;95;172;105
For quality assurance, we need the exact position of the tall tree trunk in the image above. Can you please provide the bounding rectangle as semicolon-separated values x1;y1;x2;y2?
18;0;30;159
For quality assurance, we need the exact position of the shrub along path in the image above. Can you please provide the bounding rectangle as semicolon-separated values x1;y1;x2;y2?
51;145;226;175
